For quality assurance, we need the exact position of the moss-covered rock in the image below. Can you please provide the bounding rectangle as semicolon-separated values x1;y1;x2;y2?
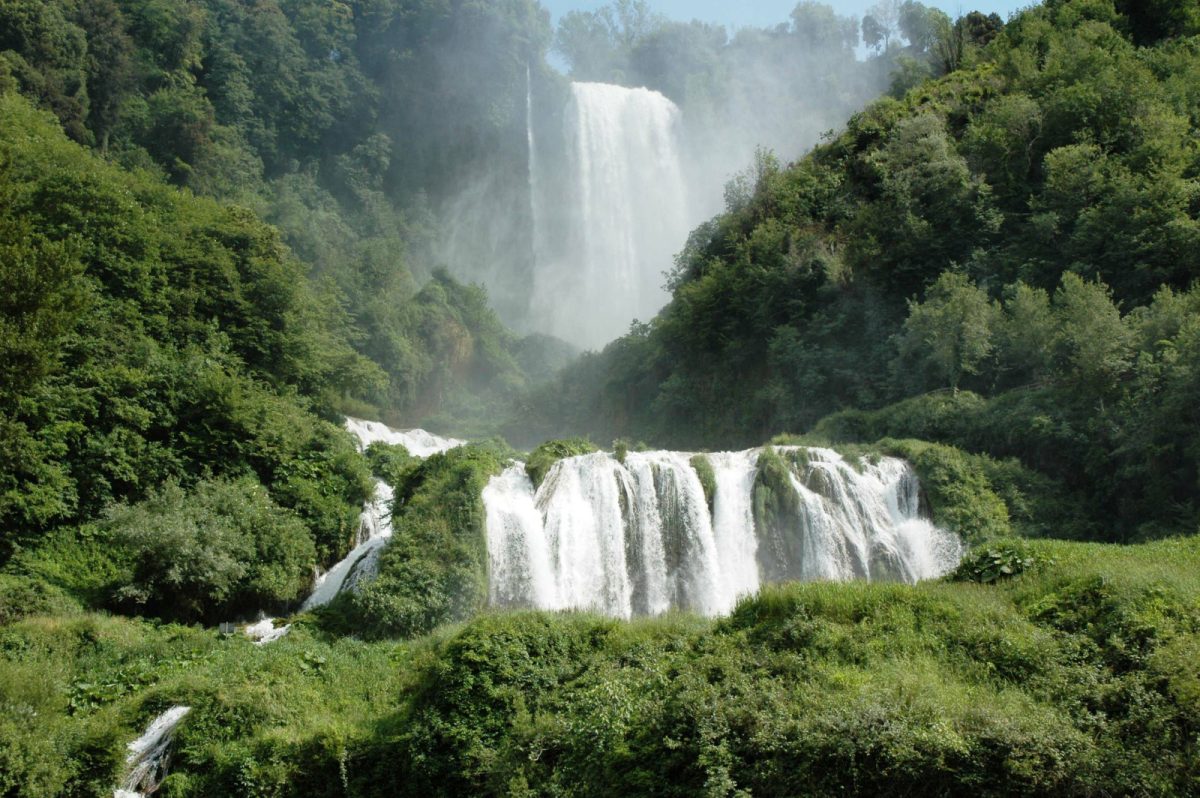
526;438;599;489
689;454;716;512
317;443;507;640
752;447;806;582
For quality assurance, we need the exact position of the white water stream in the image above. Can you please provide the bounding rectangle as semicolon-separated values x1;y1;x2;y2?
530;82;690;349
300;419;464;611
113;706;190;798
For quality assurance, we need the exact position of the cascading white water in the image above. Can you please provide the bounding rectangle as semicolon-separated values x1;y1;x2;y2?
483;447;962;619
343;417;466;459
531;82;690;349
244;617;291;645
301;419;465;611
113;706;190;798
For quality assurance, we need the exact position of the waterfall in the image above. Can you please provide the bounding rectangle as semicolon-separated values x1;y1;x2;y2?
244;617;291;645
301;419;465;611
531;82;690;349
342;417;465;459
483;447;962;619
113;706;190;798
526;64;544;289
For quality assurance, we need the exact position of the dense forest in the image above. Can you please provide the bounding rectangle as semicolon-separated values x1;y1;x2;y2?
2;0;1200;795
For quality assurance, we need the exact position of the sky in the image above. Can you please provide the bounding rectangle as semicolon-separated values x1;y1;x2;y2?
540;0;1034;31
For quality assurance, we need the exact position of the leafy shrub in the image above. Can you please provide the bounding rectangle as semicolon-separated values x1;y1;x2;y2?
0;573;78;625
365;442;416;487
106;478;316;623
951;540;1049;583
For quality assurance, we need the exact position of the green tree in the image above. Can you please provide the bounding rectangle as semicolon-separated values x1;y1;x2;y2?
108;477;317;623
1051;273;1132;394
895;271;1000;392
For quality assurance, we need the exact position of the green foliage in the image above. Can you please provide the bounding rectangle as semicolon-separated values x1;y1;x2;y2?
0;93;376;567
0;573;78;625
105;477;316;624
0;0;557;443
895;271;1000;392
364;442;415;487
318;444;507;640
525;438;599;489
7;536;1200;796
951;539;1051;584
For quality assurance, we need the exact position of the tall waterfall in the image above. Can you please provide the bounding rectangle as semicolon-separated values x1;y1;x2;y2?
531;82;690;349
301;419;465;611
483;447;962;619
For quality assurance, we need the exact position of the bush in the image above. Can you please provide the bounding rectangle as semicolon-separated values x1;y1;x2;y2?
365;442;416;487
0;573;78;625
106;477;317;623
951;539;1050;583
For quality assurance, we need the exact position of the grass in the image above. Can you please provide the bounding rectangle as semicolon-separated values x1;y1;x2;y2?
1;535;1197;796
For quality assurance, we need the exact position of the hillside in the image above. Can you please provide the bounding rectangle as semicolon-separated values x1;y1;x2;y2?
2;0;1200;794
0;0;563;430
517;0;1200;541
5;536;1200;795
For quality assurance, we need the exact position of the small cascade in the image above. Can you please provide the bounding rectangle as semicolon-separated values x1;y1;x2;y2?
243;617;291;646
113;706;190;798
301;481;395;611
708;449;763;602
343;417;465;458
302;419;465;611
483;447;962;619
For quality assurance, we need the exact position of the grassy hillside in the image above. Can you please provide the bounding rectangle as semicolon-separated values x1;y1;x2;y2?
2;535;1197;795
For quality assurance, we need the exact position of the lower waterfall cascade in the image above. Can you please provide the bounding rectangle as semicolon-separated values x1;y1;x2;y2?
484;447;963;619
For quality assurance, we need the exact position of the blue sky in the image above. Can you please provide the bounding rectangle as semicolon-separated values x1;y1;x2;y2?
540;0;1034;31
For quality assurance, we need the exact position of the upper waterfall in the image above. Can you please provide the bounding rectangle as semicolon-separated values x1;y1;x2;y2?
530;82;691;350
483;447;963;619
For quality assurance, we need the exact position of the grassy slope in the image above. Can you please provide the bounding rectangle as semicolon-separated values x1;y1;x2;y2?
3;536;1197;796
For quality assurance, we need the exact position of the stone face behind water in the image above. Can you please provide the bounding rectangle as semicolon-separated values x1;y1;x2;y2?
483;447;963;619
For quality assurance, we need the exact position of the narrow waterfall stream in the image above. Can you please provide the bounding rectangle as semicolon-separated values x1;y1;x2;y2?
113;706;191;798
484;447;962;619
301;418;465;611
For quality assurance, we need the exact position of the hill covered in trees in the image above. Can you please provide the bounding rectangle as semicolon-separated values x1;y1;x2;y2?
517;0;1200;542
3;0;1200;794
